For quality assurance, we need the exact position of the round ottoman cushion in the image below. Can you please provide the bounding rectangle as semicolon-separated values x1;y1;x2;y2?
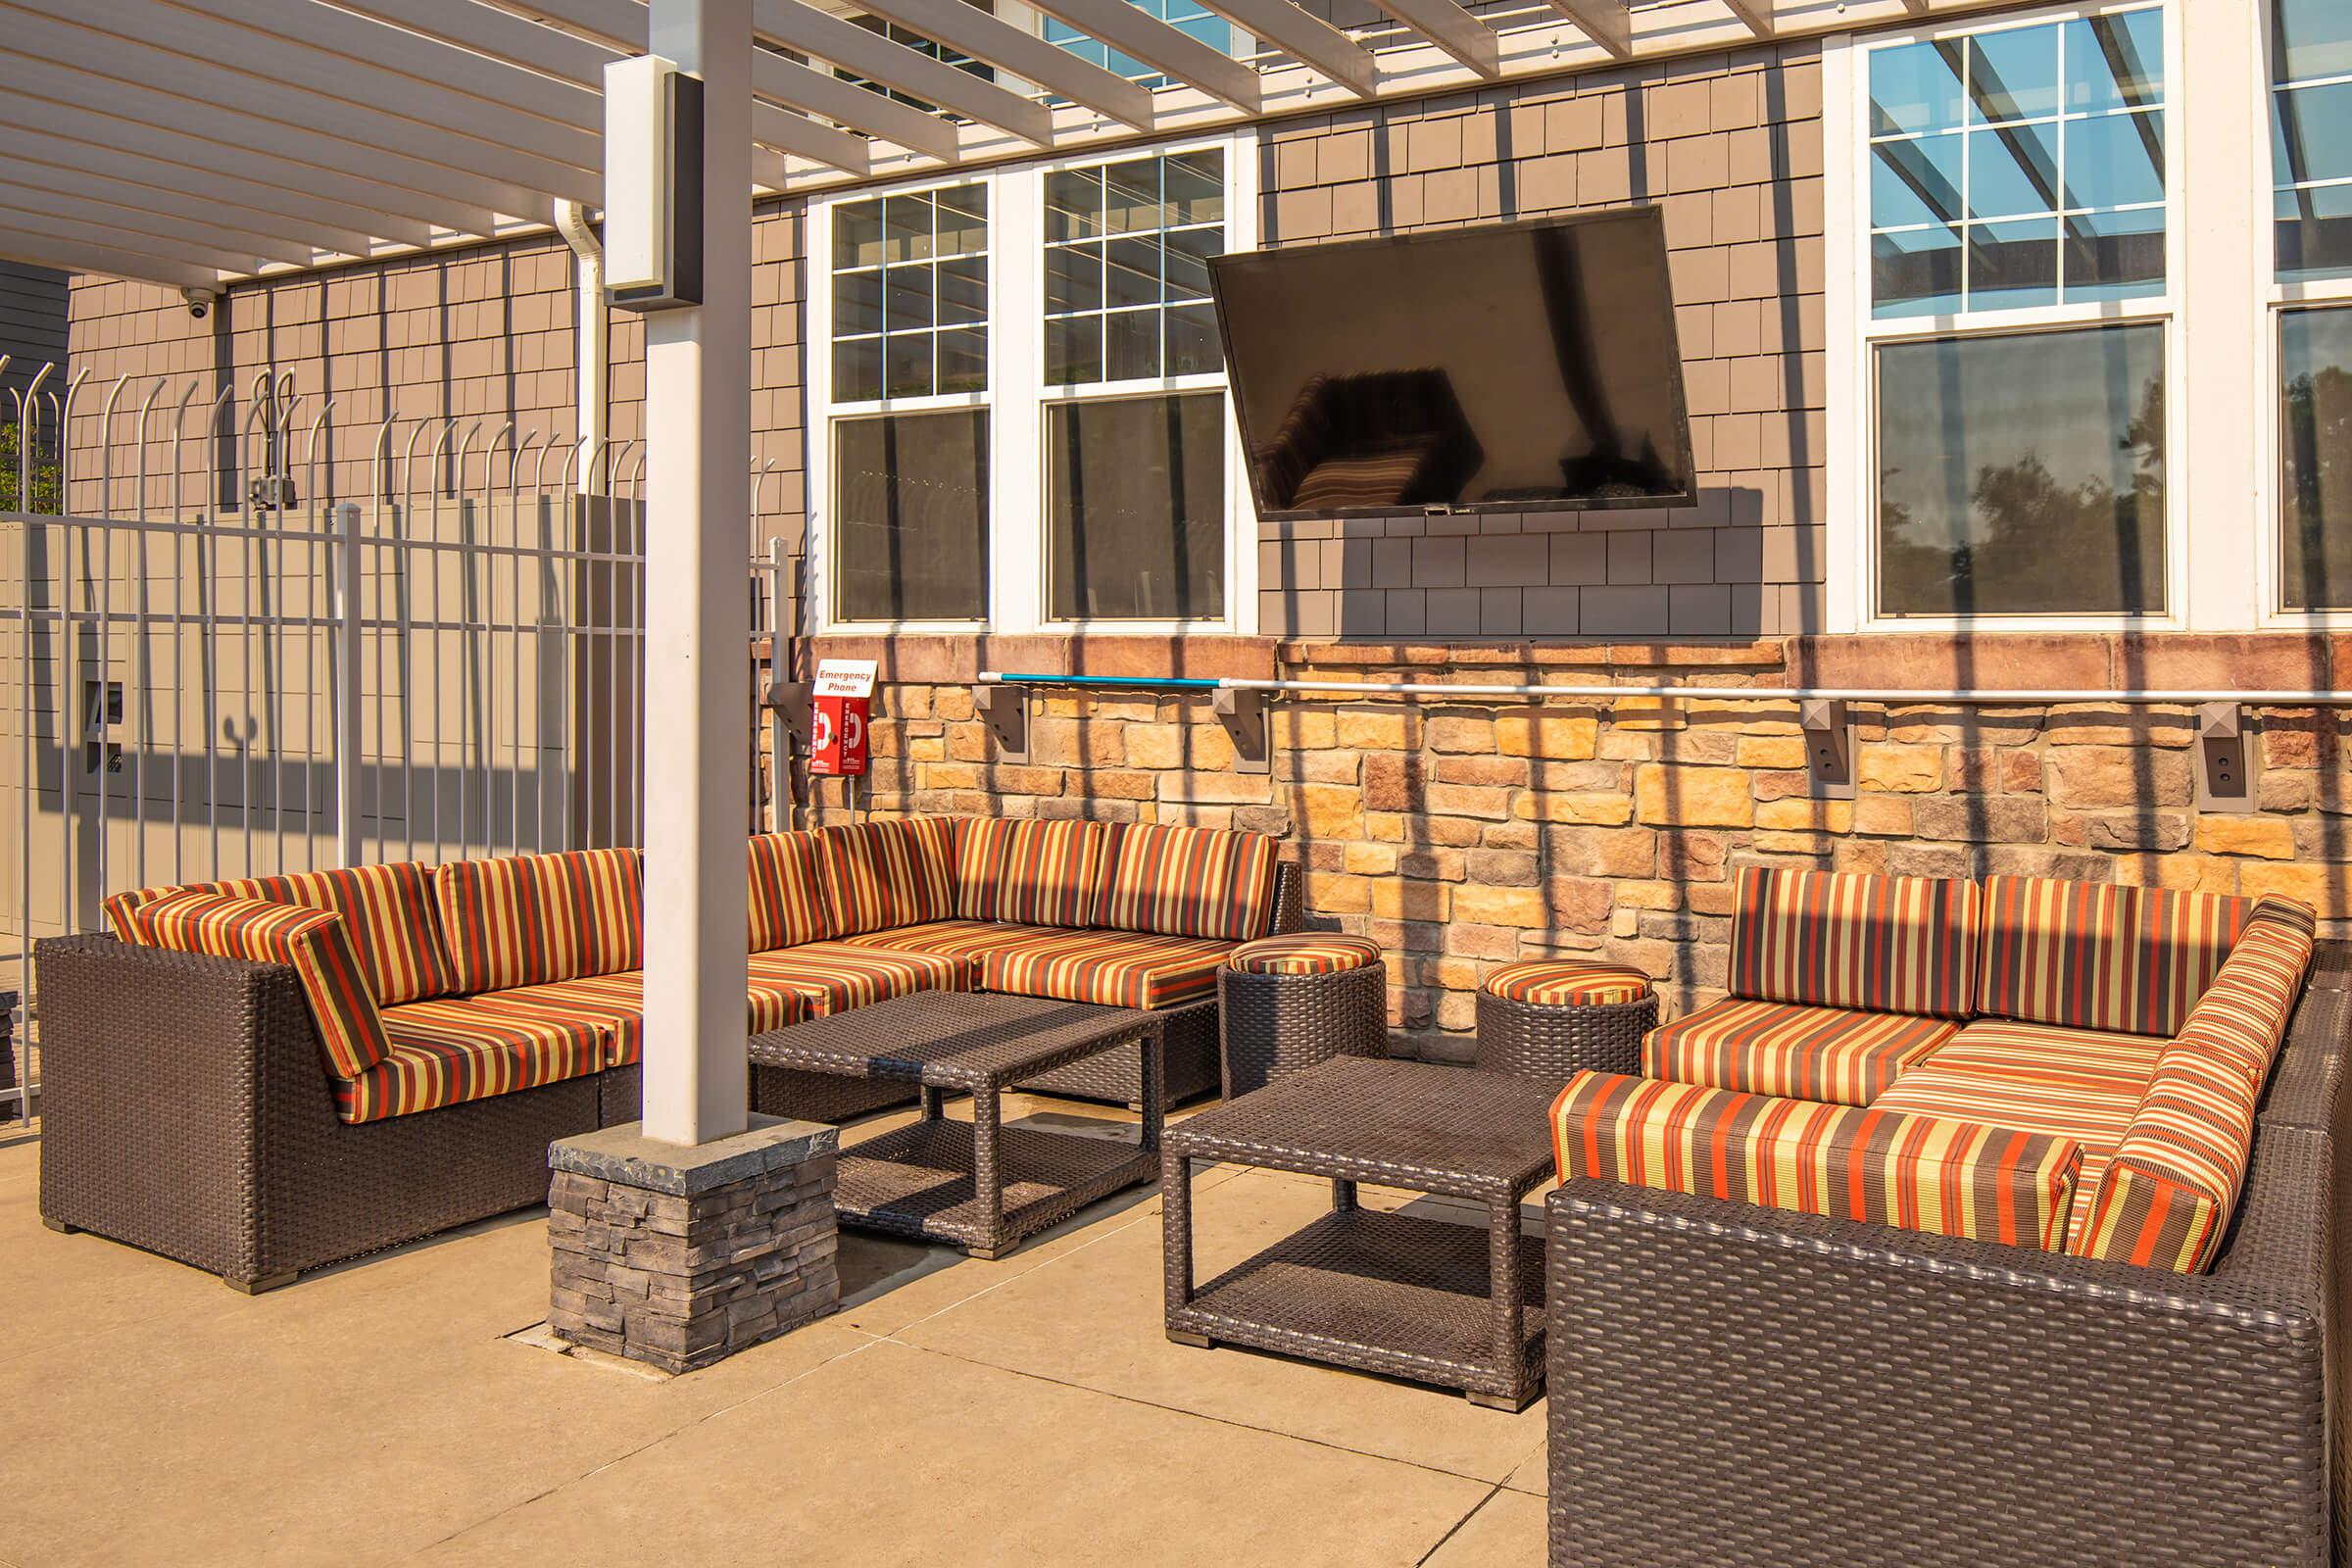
1483;959;1651;1006
1226;934;1384;976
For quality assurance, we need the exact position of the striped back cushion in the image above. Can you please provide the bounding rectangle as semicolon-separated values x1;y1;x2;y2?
1978;875;2253;1038
101;883;180;941
2075;898;2317;1272
1729;866;1980;1018
1095;822;1278;941
956;817;1108;928
130;889;392;1079
432;848;643;994
812;816;958;936
210;863;454;1004
748;830;831;951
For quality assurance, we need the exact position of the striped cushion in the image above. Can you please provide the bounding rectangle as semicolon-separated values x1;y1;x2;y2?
835;918;1066;987
812;816;957;937
342;996;605;1122
1729;866;1980;1018
748;830;832;952
210;862;455;1004
1642;997;1957;1107
1551;1071;2084;1251
1978;874;2252;1038
470;971;647;1068
2077;899;2317;1272
130;890;392;1080
746;941;963;1017
1095;822;1279;941
1485;959;1652;1006
102;883;179;941
956;817;1108;928
433;848;642;993
1871;1017;2166;1250
981;929;1236;1009
1226;934;1384;975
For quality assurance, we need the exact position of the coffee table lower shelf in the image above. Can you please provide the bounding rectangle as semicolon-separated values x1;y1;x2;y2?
838;1120;1156;1259
1165;1207;1544;1408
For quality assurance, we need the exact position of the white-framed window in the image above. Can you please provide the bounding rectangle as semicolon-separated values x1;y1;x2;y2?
1828;1;2184;632
2267;0;2352;617
805;130;1259;635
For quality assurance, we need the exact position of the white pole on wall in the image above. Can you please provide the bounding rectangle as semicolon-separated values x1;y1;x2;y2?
638;0;752;1147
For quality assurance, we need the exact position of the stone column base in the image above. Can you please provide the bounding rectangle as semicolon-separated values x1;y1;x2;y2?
548;1115;840;1375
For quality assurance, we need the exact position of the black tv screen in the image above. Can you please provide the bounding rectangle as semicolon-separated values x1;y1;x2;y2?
1208;206;1694;518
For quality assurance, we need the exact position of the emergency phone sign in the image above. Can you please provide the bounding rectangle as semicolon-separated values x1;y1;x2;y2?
808;659;877;777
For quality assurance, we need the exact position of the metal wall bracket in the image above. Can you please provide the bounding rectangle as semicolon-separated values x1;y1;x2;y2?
1800;698;1856;799
765;678;811;752
2195;702;2261;813
976;683;1030;761
1213;688;1270;774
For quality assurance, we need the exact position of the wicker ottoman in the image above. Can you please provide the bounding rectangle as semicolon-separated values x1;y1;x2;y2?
1218;934;1388;1100
1474;960;1656;1081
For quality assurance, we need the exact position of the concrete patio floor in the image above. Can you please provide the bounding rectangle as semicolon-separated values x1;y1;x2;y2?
0;1097;1549;1568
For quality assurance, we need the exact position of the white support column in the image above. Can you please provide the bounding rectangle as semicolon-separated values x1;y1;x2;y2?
640;0;753;1148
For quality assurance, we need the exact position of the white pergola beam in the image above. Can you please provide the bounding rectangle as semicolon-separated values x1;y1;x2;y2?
1185;0;1378;96
1016;0;1262;113
1362;0;1498;77
1721;0;1776;35
756;52;963;163
0;206;263;275
1541;0;1633;57
751;103;872;177
749;0;1054;145
0;223;227;292
0;180;318;269
1;2;595;210
0;132;388;257
851;0;1157;126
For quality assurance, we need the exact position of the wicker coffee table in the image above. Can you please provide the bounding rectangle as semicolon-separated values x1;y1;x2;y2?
1161;1054;1559;1409
749;991;1164;1259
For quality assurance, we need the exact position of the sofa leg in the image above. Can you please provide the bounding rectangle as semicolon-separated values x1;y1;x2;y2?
40;1215;76;1234
1464;1389;1530;1412
225;1270;298;1296
1166;1329;1213;1349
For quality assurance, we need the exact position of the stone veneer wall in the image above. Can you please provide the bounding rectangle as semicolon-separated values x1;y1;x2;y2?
1252;40;1827;641
810;631;2352;1062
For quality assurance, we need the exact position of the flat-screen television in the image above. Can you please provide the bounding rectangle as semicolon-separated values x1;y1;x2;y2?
1208;206;1694;518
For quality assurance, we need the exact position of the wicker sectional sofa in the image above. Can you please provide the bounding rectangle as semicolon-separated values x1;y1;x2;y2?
1545;867;2348;1565
36;815;1298;1291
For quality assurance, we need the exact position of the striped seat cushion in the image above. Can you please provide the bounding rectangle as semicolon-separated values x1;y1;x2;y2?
1484;959;1652;1006
956;817;1108;928
1226;934;1383;976
343;997;606;1122
812;817;957;937
433;848;642;993
748;830;832;952
1978;875;2253;1038
1551;1071;2084;1252
130;890;392;1080
1643;997;1957;1106
106;863;455;1004
834;918;1069;987
1095;822;1279;942
746;941;963;1018
469;972;647;1068
1871;1017;2167;1250
981;929;1237;1010
2077;898;2317;1272
1730;865;1980;1018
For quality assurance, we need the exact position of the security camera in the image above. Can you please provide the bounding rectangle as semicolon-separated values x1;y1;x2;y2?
181;287;216;320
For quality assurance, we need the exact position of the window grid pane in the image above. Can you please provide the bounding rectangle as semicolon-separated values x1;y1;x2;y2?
2275;0;2352;277
2279;306;2352;608
1044;150;1225;387
1867;8;2166;317
830;183;990;404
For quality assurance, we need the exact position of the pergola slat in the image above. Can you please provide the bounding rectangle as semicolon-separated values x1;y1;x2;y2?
1;1;597;209
1183;0;1379;97
1539;0;1633;57
808;0;1156;128
751;103;872;177
0;180;318;269
1361;0;1499;78
748;0;1056;146
0;56;511;237
0;226;220;291
1721;0;1776;36
0;210;254;279
753;52;964;164
0;129;392;257
1006;0;1263;113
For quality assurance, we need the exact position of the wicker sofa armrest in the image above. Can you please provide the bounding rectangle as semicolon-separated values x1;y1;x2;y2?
1270;859;1304;936
1544;1111;2339;1567
35;934;335;1285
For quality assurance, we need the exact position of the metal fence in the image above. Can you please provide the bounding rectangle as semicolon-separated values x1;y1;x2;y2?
0;359;798;1124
